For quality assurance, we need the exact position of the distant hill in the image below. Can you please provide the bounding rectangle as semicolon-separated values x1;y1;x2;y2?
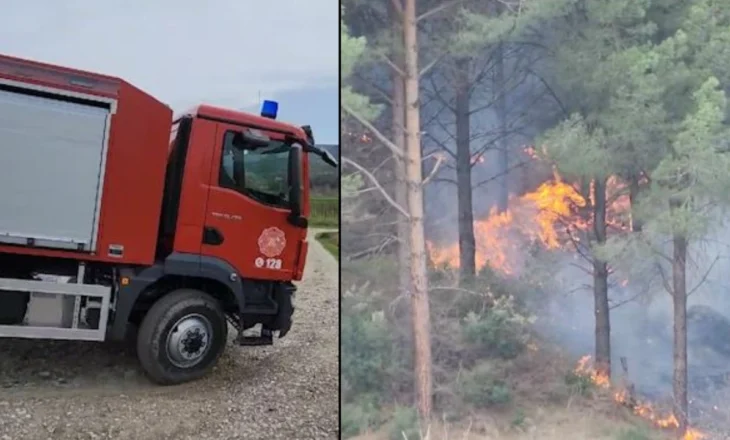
319;144;339;156
311;144;339;196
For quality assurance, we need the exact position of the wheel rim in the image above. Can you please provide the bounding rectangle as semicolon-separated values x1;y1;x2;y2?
166;313;213;368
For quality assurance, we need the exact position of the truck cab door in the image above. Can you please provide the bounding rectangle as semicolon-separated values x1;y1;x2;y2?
200;123;306;281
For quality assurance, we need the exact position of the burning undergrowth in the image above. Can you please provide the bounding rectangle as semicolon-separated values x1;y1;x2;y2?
573;355;707;440
425;151;730;438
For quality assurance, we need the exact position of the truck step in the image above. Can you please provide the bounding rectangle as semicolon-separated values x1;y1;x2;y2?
235;328;273;346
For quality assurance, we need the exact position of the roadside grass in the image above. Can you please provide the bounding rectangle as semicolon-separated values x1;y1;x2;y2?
311;196;339;227
316;231;339;258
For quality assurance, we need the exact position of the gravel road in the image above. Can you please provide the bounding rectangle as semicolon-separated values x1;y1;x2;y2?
0;229;339;440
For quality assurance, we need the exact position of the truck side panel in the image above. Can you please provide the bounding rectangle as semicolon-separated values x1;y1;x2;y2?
93;83;172;265
0;85;113;251
0;55;173;266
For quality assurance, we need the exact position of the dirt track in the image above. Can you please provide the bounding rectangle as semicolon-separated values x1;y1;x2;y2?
0;229;339;440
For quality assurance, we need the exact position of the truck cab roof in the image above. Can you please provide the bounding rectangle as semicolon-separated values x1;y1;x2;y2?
180;104;307;139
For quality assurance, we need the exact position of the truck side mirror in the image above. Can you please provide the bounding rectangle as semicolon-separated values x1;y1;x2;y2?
287;144;305;227
232;128;270;149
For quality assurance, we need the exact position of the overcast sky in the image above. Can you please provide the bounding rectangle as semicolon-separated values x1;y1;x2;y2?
0;0;339;143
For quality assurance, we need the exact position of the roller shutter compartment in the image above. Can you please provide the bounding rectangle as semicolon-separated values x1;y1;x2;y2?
0;87;111;252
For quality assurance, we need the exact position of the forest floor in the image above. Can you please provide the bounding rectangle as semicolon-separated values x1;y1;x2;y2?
349;346;684;440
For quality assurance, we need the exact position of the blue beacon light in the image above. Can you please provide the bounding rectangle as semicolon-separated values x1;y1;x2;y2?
261;100;278;120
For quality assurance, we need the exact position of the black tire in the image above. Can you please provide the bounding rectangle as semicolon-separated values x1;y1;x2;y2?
136;288;228;385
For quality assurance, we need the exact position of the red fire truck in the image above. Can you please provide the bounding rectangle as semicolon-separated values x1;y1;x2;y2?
0;53;336;384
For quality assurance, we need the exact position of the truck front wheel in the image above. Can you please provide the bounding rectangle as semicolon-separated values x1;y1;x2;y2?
136;288;228;385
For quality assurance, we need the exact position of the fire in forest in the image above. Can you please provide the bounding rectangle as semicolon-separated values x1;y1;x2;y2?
426;151;631;274
574;356;705;440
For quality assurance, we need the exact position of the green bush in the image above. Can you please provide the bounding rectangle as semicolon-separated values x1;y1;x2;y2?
343;258;400;289
456;362;512;408
341;306;394;397
389;406;420;440
461;296;532;359
564;370;594;396
615;427;652;440
510;407;527;429
341;395;383;439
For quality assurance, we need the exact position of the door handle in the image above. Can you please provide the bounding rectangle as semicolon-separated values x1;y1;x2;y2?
202;226;224;246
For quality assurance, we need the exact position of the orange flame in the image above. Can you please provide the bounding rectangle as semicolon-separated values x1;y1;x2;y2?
427;179;587;274
575;355;611;388
427;158;631;274
574;356;705;439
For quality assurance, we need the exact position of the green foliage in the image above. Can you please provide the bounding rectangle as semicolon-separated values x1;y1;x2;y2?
564;370;595;396
310;197;339;227
389;406;420;440
600;73;730;269
456;362;512;408
310;150;339;196
340;10;366;81
342;173;364;198
461;296;532;360
453;0;579;53
340;9;380;120
639;76;730;239
510;407;527;429
341;394;384;439
316;231;339;258
341;294;396;397
342;258;401;293
539;114;612;180
536;0;671;186
615;427;653;440
341;173;364;222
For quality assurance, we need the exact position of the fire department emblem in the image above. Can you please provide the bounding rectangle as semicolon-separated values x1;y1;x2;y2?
258;227;286;258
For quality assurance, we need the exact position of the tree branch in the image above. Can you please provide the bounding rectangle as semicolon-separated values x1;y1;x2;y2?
422;155;445;185
417;0;465;23
419;55;444;78
342;156;410;219
687;255;720;297
472;160;531;189
381;54;406;78
525;66;568;117
342;103;404;159
431;177;457;185
355;72;394;106
346;236;397;261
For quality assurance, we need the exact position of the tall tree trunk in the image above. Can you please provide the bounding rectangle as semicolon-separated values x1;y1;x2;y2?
391;4;410;297
593;178;610;377
495;41;509;212
455;58;476;282
672;229;689;434
403;0;433;422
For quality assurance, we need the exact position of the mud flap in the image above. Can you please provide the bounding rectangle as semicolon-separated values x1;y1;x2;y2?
272;282;296;338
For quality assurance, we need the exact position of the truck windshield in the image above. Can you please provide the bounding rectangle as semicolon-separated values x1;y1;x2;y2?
219;131;290;208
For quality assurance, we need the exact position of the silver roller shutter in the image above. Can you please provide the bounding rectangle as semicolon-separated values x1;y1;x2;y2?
0;87;111;251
